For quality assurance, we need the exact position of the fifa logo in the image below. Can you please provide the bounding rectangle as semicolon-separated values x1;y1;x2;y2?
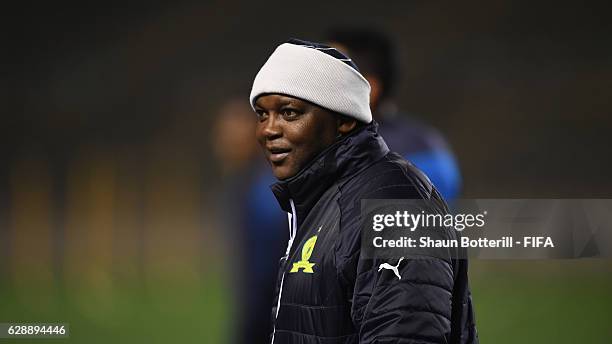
290;235;318;273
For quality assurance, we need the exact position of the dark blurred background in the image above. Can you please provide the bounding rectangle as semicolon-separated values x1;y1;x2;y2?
1;0;611;343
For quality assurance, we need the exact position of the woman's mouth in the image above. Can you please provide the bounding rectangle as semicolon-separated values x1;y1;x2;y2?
267;147;291;163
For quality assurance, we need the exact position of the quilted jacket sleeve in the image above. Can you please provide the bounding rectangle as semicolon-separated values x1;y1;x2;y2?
336;158;478;343
352;256;456;343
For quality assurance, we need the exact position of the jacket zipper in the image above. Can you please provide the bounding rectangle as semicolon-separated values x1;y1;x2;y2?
271;198;297;344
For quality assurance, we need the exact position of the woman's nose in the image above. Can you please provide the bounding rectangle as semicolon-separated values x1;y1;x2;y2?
259;113;282;140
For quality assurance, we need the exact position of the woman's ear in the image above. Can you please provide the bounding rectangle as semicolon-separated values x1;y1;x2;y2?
336;115;358;136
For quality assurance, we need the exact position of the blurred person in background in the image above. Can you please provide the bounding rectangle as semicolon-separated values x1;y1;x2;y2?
250;38;477;344
326;28;462;201
211;97;287;344
213;98;260;176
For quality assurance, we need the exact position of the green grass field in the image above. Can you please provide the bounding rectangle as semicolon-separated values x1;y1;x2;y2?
0;270;232;343
1;260;611;343
470;260;612;343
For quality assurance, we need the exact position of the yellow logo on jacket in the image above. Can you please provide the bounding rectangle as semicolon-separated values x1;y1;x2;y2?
290;235;318;273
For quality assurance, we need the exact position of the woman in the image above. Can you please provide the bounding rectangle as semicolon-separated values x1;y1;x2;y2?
249;39;477;344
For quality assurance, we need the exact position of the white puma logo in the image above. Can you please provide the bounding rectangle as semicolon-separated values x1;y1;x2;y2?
378;257;405;280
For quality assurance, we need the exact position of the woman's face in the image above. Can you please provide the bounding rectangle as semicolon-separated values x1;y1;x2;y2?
254;94;339;180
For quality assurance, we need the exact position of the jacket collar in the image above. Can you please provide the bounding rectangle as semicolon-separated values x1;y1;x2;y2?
270;121;389;223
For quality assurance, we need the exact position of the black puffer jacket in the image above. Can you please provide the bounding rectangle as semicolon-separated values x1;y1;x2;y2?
269;122;478;344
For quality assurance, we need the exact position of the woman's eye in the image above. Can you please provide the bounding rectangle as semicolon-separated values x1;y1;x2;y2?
255;110;268;120
282;109;299;119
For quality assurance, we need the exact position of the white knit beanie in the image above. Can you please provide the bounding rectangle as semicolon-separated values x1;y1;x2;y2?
250;39;372;123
